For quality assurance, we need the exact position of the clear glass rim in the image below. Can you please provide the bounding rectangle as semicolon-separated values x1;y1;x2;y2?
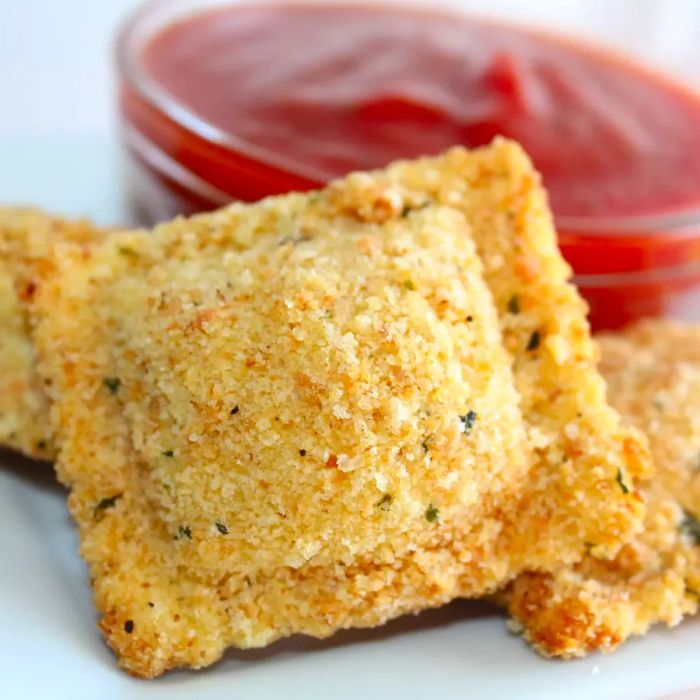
574;259;700;288
116;0;353;184
116;0;700;240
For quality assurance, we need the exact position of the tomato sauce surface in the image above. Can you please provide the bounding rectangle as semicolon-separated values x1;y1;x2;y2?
121;3;700;328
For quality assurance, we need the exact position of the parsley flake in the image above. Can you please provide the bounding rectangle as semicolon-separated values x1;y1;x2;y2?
103;377;121;395
401;201;430;217
94;494;122;519
216;521;229;535
460;410;477;436
616;468;630;494
176;525;192;540
162;449;174;458
526;331;541;351
681;510;700;545
118;246;138;258
377;494;393;511
425;504;440;523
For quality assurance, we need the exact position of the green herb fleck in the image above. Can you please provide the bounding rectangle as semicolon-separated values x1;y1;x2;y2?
94;493;122;520
124;620;134;633
460;410;477;436
230;405;239;415
616;468;630;494
401;201;430;217
118;246;138;258
377;494;393;511
526;331;541;351
465;315;474;323
403;280;416;291
148;602;154;608
162;449;174;458
425;504;440;523
176;525;192;540
216;521;229;535
507;295;520;314
103;377;121;395
95;494;121;510
421;436;431;454
681;510;700;544
299;449;307;457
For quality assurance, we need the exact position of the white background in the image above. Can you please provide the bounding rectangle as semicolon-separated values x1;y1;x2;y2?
3;0;700;224
2;2;700;699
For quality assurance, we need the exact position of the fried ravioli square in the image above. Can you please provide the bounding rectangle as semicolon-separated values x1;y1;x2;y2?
506;320;700;658
337;139;652;568
26;141;651;676
30;192;534;677
0;209;103;459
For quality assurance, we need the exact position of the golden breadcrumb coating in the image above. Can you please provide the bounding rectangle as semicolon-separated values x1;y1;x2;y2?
339;139;651;564
506;319;700;658
32;199;532;676
0;208;103;459
25;140;650;677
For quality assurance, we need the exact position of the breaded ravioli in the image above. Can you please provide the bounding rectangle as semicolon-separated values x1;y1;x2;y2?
25;141;650;676
30;197;534;676
331;139;651;566
0;209;103;459
506;320;700;658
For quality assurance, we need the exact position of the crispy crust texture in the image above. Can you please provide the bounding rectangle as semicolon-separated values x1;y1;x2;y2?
506;319;700;658
0;208;103;459
346;139;651;563
26;140;650;677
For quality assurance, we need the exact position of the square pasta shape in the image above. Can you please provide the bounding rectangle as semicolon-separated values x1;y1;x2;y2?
0;208;104;460
30;195;534;677
506;320;700;658
329;138;652;567
27;141;651;676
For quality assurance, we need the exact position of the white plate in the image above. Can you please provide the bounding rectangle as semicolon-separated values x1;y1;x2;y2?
1;134;700;700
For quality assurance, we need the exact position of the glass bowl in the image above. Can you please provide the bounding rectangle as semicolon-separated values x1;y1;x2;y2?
116;0;700;330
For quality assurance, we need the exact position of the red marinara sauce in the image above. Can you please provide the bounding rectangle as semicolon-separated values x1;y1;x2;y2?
117;2;700;330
